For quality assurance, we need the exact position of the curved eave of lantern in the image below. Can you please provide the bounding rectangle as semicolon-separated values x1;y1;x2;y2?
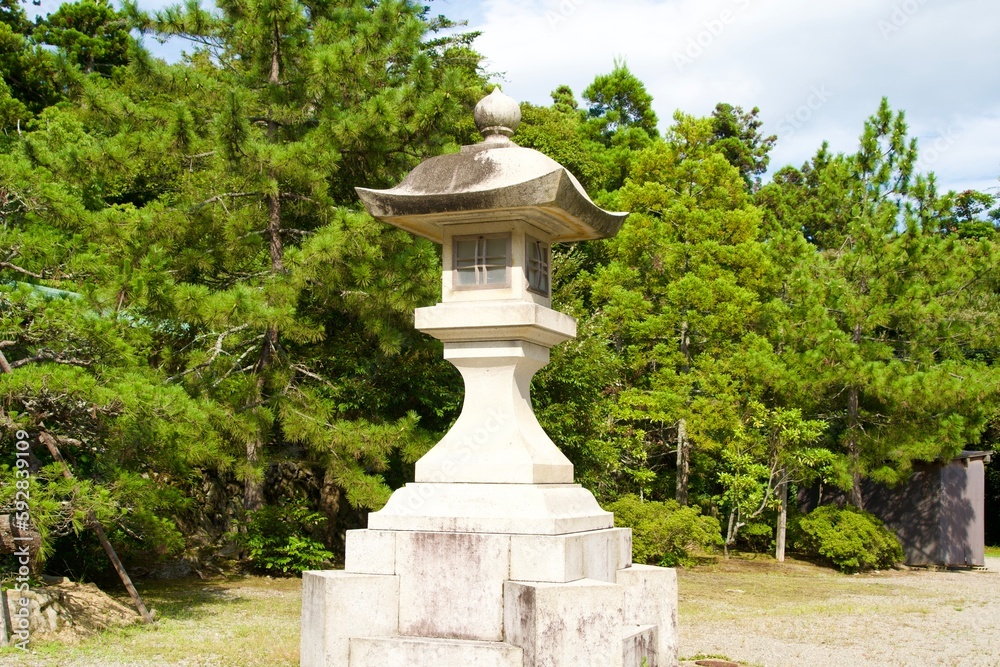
355;145;627;244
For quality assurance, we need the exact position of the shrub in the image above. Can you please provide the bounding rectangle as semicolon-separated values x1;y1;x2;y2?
736;521;773;553
240;498;333;575
796;505;903;573
606;494;722;566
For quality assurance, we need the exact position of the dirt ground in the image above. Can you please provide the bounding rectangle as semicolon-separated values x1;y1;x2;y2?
677;555;1000;667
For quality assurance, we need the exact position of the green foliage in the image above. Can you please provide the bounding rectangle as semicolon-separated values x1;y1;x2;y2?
607;494;722;566
735;521;773;553
796;505;903;573
2;5;999;587
583;58;658;141
709;103;776;191
716;402;831;550
756;99;1000;506
34;0;133;75
240;497;334;575
0;0;484;578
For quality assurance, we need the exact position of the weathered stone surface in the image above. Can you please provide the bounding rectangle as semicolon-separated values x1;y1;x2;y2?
355;158;626;245
617;565;678;667
300;571;398;667
623;625;657;667
304;87;647;667
509;528;631;583
474;87;521;139
367;483;613;535
344;529;396;575
415;302;575;345
356;89;626;245
396;531;511;641
349;636;523;667
412;340;572;485
504;579;626;667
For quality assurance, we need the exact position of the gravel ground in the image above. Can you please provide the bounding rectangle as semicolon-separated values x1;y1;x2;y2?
678;556;1000;667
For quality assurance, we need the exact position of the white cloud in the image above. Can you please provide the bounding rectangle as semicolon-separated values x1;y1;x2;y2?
27;0;1000;193
455;0;1000;193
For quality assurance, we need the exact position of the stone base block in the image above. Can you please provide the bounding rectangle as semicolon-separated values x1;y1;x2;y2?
301;571;398;667
346;526;631;581
510;528;631;583
617;565;678;666
349;636;523;667
367;483;613;534
302;540;677;667
504;579;627;667
344;529;396;575
396;531;510;640
623;625;657;667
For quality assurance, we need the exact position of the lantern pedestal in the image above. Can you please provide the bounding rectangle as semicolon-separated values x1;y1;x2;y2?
301;528;677;667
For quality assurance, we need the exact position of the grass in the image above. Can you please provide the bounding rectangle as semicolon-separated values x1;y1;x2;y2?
986;545;1000;558
0;576;301;667
676;551;998;664
676;554;915;627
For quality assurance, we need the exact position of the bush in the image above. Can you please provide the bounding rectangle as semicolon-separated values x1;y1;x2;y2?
240;498;334;575
796;505;903;573
736;521;773;553
606;495;722;566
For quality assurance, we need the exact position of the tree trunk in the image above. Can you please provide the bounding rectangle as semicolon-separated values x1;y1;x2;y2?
724;510;735;559
676;320;692;505
775;471;788;562
847;323;864;509
675;418;689;506
243;24;286;514
38;433;153;624
0;514;42;574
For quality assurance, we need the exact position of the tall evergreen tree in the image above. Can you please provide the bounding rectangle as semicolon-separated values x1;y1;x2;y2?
757;99;1000;506
709;103;776;192
130;0;484;512
564;112;775;504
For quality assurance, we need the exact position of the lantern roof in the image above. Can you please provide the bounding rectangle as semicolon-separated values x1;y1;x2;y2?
355;88;627;243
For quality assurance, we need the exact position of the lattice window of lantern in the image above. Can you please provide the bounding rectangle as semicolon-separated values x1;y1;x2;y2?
526;236;550;296
453;234;511;288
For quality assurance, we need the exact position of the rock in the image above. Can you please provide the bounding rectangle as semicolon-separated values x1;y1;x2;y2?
1;579;140;645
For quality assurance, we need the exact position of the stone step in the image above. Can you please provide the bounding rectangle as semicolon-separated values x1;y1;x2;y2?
623;624;657;666
349;636;523;667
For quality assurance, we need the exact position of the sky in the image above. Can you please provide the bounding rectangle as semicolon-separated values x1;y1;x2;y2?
30;0;1000;195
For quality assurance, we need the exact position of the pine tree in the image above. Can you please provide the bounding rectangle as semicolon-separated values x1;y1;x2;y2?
757;99;1000;507
128;0;485;512
570;111;775;504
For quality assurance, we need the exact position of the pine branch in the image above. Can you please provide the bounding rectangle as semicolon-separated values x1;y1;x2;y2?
194;192;259;209
166;324;250;382
293;364;334;388
10;350;92;369
0;261;44;279
211;345;264;388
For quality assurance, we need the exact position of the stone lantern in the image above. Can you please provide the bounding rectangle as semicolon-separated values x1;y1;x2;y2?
300;89;678;667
